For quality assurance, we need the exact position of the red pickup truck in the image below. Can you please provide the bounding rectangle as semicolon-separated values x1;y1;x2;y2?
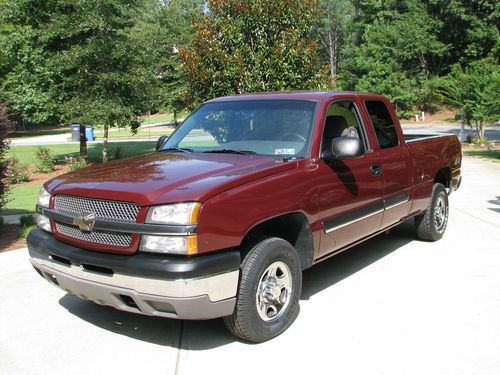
28;92;461;342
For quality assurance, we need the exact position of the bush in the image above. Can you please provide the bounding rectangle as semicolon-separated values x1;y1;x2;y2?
0;102;12;212
65;155;88;171
19;214;36;238
19;214;35;228
111;146;124;160
34;146;55;173
6;157;30;184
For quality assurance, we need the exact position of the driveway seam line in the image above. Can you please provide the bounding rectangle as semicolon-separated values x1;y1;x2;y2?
175;320;184;375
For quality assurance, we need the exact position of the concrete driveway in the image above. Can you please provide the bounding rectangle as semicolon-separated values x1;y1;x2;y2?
1;156;500;375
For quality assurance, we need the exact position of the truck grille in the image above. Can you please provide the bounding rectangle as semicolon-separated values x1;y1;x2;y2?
53;195;140;249
54;195;139;223
56;223;133;247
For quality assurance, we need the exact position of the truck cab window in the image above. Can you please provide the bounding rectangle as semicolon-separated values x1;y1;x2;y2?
364;100;399;149
321;101;367;155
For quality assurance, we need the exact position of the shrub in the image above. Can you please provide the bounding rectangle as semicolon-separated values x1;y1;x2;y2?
34;146;55;173
111;146;124;160
6;157;30;184
19;214;36;238
0;102;12;212
21;225;36;238
65;156;88;171
19;214;35;228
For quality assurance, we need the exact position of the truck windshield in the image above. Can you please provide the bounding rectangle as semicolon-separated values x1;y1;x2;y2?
162;100;318;158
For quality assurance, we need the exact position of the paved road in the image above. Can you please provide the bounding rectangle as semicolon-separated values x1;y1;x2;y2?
1;156;500;375
401;123;500;142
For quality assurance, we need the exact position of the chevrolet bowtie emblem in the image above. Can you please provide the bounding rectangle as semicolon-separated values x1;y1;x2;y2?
73;213;96;232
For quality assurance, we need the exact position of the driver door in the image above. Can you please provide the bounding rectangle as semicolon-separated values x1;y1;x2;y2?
316;100;384;258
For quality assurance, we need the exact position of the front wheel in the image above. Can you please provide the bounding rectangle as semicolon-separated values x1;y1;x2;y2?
223;237;302;343
415;183;449;241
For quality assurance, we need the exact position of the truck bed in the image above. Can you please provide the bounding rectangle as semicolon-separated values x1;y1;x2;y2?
403;133;448;143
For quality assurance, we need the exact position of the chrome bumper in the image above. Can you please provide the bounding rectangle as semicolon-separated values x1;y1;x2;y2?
30;255;238;320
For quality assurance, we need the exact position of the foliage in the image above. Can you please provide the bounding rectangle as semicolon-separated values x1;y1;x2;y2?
34;146;55;173
19;213;36;238
6;157;29;184
315;0;353;88
19;214;35;228
64;156;88;171
0;102;11;211
134;0;205;119
438;58;500;140
0;0;157;162
111;146;124;160
341;2;448;116
180;0;327;106
20;225;36;238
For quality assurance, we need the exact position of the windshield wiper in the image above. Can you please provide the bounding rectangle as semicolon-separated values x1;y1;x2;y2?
160;147;193;153
203;149;256;155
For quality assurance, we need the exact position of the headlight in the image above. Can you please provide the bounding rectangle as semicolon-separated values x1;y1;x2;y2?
139;235;198;255
36;214;52;233
37;188;51;208
145;202;201;225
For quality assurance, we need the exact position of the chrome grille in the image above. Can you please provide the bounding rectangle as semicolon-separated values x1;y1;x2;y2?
56;222;132;247
54;195;139;223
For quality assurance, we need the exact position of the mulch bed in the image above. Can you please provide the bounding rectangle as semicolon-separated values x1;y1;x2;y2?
0;224;26;252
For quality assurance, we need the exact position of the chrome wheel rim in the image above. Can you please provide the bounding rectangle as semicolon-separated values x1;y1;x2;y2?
256;261;292;322
434;194;448;233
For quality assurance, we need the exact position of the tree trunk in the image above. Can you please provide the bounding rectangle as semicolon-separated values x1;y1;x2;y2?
102;123;109;163
479;121;485;140
79;124;88;161
173;109;178;127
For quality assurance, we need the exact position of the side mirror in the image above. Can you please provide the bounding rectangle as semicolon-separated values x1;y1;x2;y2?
155;135;168;151
331;137;364;160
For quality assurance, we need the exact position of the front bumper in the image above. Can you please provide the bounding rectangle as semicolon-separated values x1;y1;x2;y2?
28;229;240;320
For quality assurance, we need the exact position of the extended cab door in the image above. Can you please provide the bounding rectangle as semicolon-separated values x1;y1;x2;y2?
316;99;384;258
361;98;412;229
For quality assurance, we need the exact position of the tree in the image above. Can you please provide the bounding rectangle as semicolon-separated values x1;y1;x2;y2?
1;0;154;162
131;0;205;122
422;0;500;68
439;58;500;140
179;0;327;105
341;1;448;116
316;0;354;88
0;102;11;213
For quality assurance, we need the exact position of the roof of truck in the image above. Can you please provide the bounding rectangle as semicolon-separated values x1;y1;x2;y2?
205;91;386;103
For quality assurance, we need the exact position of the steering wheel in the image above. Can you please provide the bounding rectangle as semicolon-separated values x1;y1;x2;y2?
281;132;306;142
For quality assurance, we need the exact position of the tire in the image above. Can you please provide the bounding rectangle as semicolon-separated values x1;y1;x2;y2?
223;237;302;343
415;183;449;241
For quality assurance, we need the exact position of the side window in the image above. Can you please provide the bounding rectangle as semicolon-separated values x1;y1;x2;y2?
321;101;368;154
364;100;399;149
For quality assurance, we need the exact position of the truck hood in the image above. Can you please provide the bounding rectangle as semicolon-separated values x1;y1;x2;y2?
46;152;297;206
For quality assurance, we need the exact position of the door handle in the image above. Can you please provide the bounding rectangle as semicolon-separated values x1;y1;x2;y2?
371;165;382;176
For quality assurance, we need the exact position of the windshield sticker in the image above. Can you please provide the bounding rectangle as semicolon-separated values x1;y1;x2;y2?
274;149;296;155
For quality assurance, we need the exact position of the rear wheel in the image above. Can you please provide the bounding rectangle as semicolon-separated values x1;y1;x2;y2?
224;237;302;343
415;183;449;241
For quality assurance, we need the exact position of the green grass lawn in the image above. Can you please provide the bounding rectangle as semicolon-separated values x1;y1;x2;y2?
464;149;500;162
2;184;41;215
139;111;187;125
94;128;173;140
8;141;157;165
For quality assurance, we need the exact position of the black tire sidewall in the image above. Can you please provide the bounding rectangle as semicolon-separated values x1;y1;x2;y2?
430;184;449;238
238;238;302;342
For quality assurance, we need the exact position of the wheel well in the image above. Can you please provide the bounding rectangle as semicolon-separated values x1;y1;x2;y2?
241;213;314;270
435;167;451;189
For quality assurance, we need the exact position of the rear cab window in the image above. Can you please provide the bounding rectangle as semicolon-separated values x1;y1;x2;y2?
364;101;399;149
